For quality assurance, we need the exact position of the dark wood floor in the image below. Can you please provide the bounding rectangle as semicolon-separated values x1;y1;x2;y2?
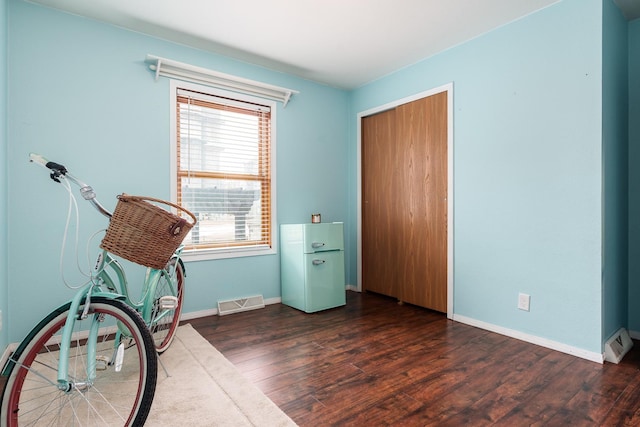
188;291;640;426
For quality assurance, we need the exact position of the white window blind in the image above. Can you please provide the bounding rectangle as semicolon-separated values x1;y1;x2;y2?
176;88;272;251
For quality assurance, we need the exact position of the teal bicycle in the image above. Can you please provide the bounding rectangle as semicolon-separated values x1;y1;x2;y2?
1;154;195;426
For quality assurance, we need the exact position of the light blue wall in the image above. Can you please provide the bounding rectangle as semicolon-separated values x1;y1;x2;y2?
602;0;629;342
629;18;640;335
0;0;7;353
3;0;635;359
5;0;349;343
349;0;605;353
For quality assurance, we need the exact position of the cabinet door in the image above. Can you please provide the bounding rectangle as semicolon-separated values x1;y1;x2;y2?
304;251;345;312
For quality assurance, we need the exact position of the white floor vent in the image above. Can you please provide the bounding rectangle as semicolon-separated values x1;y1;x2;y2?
604;328;634;364
217;295;265;316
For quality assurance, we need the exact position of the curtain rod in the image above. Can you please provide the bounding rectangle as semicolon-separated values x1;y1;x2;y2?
146;54;299;107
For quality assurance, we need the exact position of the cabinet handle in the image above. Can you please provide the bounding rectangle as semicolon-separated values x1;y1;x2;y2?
312;259;326;265
311;242;325;249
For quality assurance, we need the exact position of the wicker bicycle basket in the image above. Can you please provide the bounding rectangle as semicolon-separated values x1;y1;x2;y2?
100;194;197;269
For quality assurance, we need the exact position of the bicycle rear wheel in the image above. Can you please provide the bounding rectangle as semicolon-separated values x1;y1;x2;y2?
149;258;185;353
1;297;157;426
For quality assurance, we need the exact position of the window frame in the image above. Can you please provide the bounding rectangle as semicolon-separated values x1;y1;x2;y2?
170;79;278;261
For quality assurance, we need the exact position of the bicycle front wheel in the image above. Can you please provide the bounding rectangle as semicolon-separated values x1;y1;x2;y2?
1;297;157;426
148;258;185;353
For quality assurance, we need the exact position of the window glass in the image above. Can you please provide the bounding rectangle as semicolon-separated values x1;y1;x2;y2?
173;85;275;259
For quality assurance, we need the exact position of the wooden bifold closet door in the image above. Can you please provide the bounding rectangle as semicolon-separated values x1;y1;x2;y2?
362;91;447;313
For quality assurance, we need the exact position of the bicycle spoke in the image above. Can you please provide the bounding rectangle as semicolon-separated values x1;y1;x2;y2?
1;299;157;426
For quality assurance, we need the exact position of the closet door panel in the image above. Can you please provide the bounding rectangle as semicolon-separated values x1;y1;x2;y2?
362;109;401;298
396;92;448;312
361;91;448;313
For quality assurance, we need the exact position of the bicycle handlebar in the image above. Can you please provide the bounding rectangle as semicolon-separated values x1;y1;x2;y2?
29;153;53;167
30;153;69;182
29;153;113;218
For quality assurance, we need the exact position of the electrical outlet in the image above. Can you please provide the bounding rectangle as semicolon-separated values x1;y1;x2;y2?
518;293;530;311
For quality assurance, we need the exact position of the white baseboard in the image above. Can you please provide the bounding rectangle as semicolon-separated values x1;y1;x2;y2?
453;314;604;364
1;342;18;372
628;329;640;340
181;308;219;320
261;296;282;306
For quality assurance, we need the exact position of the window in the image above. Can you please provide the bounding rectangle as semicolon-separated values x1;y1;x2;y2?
172;82;276;259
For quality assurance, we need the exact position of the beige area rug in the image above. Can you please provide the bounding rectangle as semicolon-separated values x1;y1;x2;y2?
147;324;297;426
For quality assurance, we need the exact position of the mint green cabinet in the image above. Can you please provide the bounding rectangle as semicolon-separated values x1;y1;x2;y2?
280;223;346;313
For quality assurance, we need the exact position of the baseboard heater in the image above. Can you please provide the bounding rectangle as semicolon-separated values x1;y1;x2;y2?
604;327;633;364
217;295;265;316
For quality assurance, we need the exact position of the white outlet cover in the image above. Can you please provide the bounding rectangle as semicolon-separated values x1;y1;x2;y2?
518;293;530;311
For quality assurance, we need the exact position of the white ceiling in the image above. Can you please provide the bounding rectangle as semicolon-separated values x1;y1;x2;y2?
26;0;637;89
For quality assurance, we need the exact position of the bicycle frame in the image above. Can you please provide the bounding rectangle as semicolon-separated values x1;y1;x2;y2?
94;247;184;325
54;245;184;389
